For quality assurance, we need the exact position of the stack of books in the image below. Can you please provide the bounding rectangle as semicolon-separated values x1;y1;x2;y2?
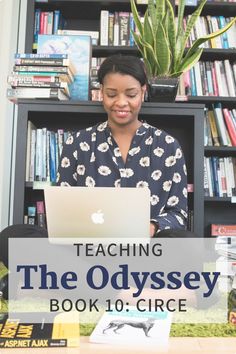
7;53;75;102
215;233;236;292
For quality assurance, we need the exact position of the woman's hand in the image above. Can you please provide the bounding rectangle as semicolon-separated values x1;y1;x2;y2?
150;222;158;237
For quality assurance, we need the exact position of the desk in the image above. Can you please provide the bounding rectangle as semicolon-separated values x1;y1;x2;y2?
1;337;236;354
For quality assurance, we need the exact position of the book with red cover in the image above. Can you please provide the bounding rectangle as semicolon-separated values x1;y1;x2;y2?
211;224;236;236
223;108;236;146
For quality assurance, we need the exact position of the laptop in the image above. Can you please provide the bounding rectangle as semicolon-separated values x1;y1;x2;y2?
44;186;150;241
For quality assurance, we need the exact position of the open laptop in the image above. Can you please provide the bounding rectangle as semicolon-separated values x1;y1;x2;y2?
44;186;150;241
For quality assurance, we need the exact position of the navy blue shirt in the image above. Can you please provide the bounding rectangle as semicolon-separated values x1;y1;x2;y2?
57;121;188;231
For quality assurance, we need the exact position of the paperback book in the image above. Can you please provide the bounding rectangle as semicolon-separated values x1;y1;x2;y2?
37;34;92;100
0;313;80;348
89;305;172;351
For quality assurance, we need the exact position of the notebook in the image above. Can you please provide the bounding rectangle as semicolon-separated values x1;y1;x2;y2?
44;186;150;241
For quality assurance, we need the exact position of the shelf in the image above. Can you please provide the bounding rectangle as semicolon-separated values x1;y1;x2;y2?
204;146;236;155
204;196;233;202
187;97;236;107
91;46;236;59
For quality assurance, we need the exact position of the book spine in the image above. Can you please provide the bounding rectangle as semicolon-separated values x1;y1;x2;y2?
13;65;70;73
113;12;119;46
9;81;67;90
219;157;227;197
213;103;229;146
34;8;41;45
14;53;68;59
36;201;47;228
27;206;36;225
211;224;236;236
29;130;36;182
35;129;43;181
108;12;114;46
223;108;236;146
203;157;210;196
208;110;220;146
49;132;56;183
211;156;220;197
129;13;135;46
100;10;109;45
119;12;130;46
53;10;61;34
14;58;70;66
224;59;236;97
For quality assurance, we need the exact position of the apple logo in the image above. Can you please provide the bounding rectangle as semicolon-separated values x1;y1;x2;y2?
91;210;104;224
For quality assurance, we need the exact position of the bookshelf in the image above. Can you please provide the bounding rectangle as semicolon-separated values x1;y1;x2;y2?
13;101;205;236
11;0;236;236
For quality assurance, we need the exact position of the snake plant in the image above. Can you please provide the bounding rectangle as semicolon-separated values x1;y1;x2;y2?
130;0;236;79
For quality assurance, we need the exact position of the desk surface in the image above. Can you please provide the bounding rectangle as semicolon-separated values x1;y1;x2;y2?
1;337;236;354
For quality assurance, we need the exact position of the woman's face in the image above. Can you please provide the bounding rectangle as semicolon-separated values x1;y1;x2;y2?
101;72;146;129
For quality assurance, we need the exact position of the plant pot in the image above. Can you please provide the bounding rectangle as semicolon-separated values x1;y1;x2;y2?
148;77;179;102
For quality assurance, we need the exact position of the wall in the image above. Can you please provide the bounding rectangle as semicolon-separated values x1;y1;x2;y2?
0;0;26;230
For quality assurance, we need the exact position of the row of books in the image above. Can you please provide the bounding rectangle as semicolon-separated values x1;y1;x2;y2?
34;9;99;48
99;11;236;48
7;53;75;102
187;16;236;49
25;122;73;183
204;104;236;147
25;201;47;229
33;6;236;49
178;60;236;97
204;156;236;197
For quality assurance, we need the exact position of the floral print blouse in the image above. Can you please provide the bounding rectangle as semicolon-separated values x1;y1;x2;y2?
57;121;188;231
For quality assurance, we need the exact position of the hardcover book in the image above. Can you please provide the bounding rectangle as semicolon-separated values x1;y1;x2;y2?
89;306;172;351
211;224;236;236
37;34;92;100
0;313;80;348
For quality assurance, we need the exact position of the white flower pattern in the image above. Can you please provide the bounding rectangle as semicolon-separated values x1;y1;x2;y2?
57;122;187;231
139;156;150;167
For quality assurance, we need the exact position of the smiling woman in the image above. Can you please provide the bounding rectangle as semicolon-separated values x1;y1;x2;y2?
57;54;188;237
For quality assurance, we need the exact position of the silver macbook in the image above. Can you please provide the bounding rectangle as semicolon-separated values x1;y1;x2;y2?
44;186;150;240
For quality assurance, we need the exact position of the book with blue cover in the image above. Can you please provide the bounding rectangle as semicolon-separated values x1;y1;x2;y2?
37;34;92;100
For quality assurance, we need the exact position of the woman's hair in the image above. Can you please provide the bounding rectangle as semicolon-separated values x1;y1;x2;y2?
98;54;147;86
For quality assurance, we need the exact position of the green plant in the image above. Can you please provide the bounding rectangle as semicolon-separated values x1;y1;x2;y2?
130;0;236;79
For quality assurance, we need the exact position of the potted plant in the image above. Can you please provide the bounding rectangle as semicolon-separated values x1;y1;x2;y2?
130;0;236;101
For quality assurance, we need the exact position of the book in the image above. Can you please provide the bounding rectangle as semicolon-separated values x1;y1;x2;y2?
100;10;109;46
27;206;36;225
14;57;76;73
89;306;172;351
36;201;47;229
207;110;220;146
25;121;36;182
8;75;70;96
213;103;230;146
211;224;236;237
11;72;72;84
223;108;236;146
15;53;68;59
13;65;74;82
7;87;69;102
37;34;92;100
57;29;99;45
0;313;80;348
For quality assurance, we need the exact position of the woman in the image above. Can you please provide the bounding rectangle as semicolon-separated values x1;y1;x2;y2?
57;54;188;236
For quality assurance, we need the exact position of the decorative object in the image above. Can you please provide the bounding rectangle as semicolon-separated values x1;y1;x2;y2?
130;0;236;101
